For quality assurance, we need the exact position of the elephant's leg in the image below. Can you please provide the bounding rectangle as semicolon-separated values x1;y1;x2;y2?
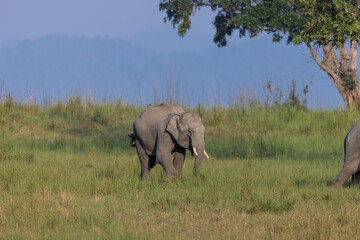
157;151;178;180
135;140;151;180
331;163;358;187
351;171;360;185
173;148;186;176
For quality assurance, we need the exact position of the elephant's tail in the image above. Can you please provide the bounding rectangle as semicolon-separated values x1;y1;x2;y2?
128;133;136;147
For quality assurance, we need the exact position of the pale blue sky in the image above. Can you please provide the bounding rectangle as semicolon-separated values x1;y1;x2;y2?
0;0;344;108
0;0;216;51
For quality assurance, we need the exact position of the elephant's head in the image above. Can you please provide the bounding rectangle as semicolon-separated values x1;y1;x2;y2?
166;112;209;175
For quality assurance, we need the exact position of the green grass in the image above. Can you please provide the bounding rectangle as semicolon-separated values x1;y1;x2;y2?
2;99;360;239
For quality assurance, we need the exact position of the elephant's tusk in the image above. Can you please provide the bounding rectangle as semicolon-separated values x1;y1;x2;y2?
204;150;209;159
193;147;198;156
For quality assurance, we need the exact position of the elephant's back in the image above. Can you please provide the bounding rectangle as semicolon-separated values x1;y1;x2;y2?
133;104;182;153
134;103;184;127
346;120;360;139
134;106;171;126
344;120;360;154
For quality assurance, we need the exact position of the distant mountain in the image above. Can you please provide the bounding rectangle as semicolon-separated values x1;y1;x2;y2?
0;35;159;103
0;34;340;107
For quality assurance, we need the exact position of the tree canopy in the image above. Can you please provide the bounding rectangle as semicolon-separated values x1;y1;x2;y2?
159;0;360;109
160;0;360;46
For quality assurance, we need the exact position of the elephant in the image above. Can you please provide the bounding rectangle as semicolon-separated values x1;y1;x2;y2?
331;120;360;187
129;102;209;180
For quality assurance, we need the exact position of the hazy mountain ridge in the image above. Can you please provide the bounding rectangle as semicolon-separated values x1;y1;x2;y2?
0;35;157;101
0;34;335;106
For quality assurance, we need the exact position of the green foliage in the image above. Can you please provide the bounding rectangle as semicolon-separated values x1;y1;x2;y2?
160;0;360;46
159;0;195;37
298;0;360;46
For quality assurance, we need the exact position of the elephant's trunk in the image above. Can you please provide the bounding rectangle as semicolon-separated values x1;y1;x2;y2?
193;145;205;176
189;123;208;176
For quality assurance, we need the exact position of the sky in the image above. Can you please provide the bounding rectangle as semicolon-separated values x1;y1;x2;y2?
0;0;345;108
0;0;216;50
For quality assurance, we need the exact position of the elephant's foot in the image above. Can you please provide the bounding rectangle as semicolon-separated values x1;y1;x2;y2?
140;175;151;181
330;167;357;188
140;171;151;181
330;180;344;188
166;174;179;182
165;167;179;181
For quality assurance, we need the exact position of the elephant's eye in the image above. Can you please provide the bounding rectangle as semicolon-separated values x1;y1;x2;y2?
188;130;193;136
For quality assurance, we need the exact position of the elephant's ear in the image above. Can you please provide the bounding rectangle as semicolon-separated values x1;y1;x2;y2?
166;115;179;141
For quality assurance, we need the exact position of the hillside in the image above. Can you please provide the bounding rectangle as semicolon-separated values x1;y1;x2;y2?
0;35;335;106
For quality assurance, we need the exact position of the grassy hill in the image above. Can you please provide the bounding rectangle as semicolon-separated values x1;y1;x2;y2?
1;96;360;239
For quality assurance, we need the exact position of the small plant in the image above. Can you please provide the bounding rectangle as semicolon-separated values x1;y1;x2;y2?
3;94;15;110
263;78;283;108
262;77;311;110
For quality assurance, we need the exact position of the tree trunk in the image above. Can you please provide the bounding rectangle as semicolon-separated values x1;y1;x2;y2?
307;41;360;110
335;78;360;109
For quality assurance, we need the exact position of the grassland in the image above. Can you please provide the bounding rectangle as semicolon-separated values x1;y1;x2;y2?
2;96;360;239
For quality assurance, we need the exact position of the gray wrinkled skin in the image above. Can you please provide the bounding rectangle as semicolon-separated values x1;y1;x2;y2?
131;103;206;180
331;121;360;187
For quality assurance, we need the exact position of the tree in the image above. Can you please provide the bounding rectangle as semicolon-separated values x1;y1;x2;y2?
159;0;360;109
